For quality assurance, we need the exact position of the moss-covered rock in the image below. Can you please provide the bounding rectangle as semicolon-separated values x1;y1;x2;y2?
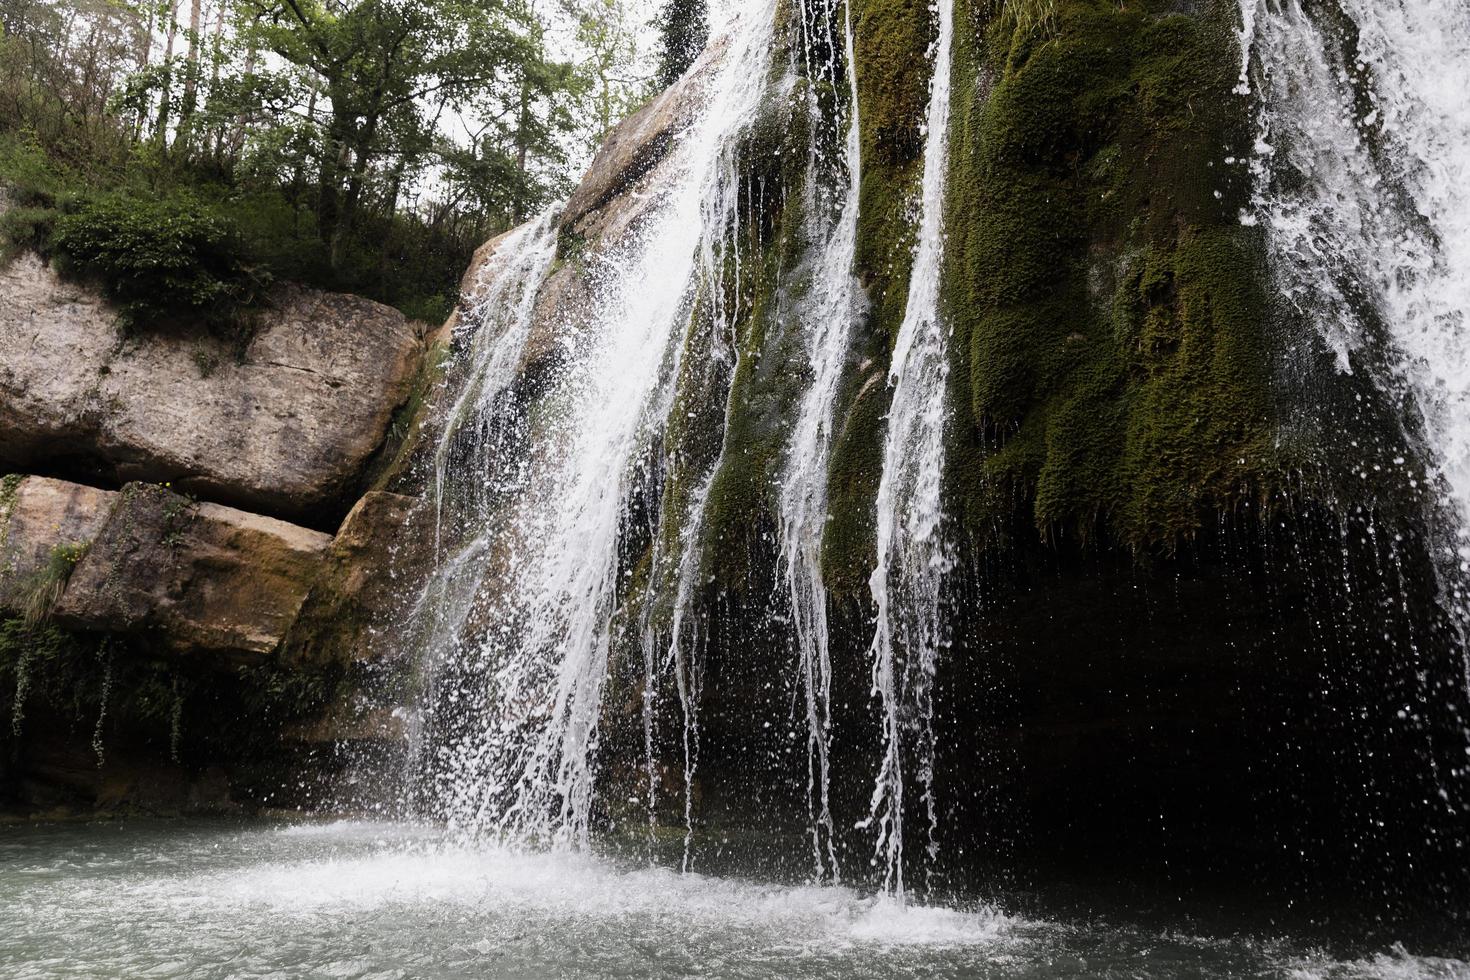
0;615;349;817
944;0;1278;549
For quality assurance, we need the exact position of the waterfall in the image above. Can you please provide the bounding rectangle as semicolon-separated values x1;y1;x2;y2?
635;18;762;867
861;0;957;898
414;0;777;846
776;0;864;883
400;212;561;808
1240;0;1470;605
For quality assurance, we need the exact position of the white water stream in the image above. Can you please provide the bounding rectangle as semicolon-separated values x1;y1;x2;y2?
416;0;776;847
777;0;865;883
1239;0;1470;583
862;0;958;898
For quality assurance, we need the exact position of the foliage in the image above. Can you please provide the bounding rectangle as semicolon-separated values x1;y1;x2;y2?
655;0;707;87
560;0;651;147
0;0;661;324
20;541;88;626
0;616;347;770
51;192;270;331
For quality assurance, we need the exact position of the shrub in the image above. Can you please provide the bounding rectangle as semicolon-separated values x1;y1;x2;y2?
50;193;272;333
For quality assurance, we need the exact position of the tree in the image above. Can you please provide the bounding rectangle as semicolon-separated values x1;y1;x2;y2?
238;0;576;264
655;0;705;88
0;0;606;324
559;0;646;149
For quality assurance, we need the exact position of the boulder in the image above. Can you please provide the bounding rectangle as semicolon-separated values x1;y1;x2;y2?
558;42;715;237
281;490;429;666
447;41;718;389
0;254;425;523
0;476;113;612
52;483;331;657
0;476;332;658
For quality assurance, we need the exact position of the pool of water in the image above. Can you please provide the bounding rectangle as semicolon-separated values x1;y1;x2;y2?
0;820;1465;979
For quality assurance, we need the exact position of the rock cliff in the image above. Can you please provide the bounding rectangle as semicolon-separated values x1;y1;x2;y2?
0;251;426;525
399;0;1470;920
0;251;431;816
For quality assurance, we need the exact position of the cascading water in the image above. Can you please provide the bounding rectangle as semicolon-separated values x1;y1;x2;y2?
861;0;957;898
1239;0;1470;606
776;0;865;883
412;0;777;847
410;212;561;661
634;33;762;867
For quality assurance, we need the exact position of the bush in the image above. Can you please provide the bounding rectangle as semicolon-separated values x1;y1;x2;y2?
0;133;65;206
0;130;466;329
50;194;272;333
0;205;56;263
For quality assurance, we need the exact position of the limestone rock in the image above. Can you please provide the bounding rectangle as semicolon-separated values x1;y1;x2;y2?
281;490;428;666
0;476;113;612
0;480;331;657
0;255;425;522
447;43;718;390
53;483;331;656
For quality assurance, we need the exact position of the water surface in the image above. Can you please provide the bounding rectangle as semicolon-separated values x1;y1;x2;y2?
1;820;1466;979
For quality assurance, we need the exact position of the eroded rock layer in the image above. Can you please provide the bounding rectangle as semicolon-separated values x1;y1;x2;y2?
0;253;426;524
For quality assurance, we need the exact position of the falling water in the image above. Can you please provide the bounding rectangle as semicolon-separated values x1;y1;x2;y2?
414;0;777;847
862;0;957;898
776;0;864;883
397;213;561;809
635;12;765;867
1239;0;1470;598
413;213;560;652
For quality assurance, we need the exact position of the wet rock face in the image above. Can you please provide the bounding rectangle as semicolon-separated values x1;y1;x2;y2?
282;489;429;667
447;45;718;397
0;476;331;658
0;473;426;817
0;255;424;525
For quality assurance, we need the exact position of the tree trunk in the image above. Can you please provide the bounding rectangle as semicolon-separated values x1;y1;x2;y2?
332;116;379;271
171;0;204;158
513;77;531;174
283;65;313;196
152;0;179;144
208;0;226;165
133;0;157;139
316;106;354;259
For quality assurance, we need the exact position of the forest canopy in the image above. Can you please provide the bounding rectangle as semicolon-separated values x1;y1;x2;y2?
0;0;666;323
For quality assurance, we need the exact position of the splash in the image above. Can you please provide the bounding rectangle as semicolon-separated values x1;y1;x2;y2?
1239;0;1470;608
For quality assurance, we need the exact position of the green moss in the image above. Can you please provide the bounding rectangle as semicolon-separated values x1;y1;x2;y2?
0;474;21;524
368;339;451;494
821;362;889;593
851;0;929;336
810;0;943;595
667;60;815;591
943;0;1279;549
0;475;21;506
0;615;346;770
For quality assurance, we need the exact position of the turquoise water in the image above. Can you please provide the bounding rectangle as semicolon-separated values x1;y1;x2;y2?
0;820;1465;979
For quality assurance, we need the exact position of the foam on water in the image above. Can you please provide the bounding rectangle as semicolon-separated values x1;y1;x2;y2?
1285;945;1470;980
5;822;1465;980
